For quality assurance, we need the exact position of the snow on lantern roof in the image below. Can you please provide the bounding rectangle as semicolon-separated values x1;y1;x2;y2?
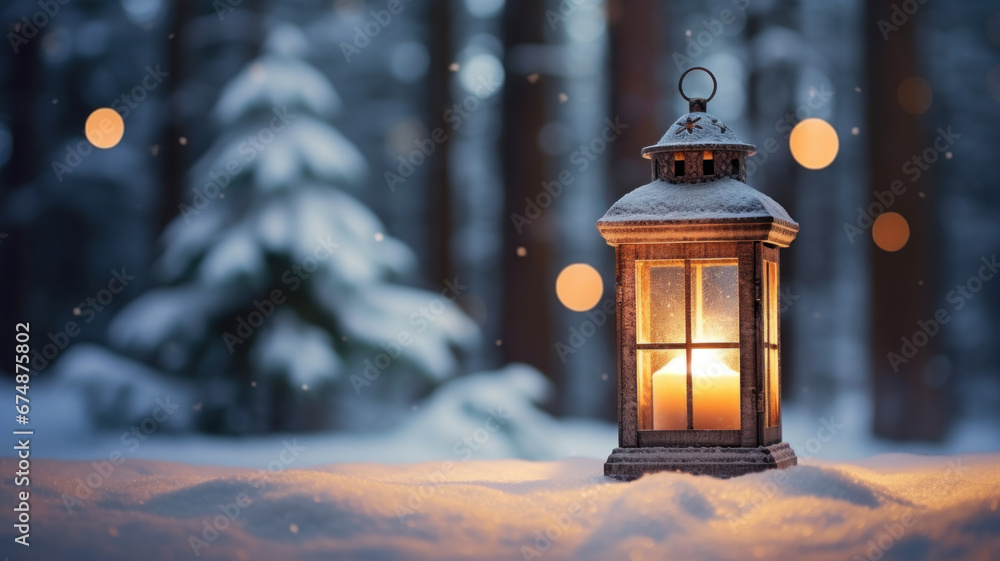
597;179;798;246
600;178;795;225
640;111;757;157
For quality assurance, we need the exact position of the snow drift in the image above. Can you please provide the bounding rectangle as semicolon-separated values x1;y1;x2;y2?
2;452;997;560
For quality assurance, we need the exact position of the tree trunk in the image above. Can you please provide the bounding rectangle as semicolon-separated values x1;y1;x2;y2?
0;7;42;372
158;1;188;231
865;0;949;440
607;0;663;198
500;0;557;401
427;0;454;289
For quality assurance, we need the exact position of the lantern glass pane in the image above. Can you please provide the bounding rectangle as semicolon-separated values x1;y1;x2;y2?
691;348;741;430
636;260;685;344
639;349;687;430
690;259;739;343
765;261;780;426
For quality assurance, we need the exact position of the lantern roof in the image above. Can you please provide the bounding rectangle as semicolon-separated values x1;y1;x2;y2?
597;177;798;246
641;68;755;157
598;69;797;247
600;177;794;224
641;111;756;157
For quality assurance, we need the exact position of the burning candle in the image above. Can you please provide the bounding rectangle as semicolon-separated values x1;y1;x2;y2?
652;351;740;430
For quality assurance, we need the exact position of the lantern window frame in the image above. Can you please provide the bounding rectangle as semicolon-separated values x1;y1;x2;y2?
614;241;784;448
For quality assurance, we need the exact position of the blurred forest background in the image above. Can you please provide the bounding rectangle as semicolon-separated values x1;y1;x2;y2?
1;0;999;458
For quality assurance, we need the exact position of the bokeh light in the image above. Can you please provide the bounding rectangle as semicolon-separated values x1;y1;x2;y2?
389;41;429;83
872;212;910;252
464;0;504;19
458;52;504;99
84;108;124;149
897;77;933;114
701;53;745;120
556;263;603;312
789;118;839;170
122;0;164;26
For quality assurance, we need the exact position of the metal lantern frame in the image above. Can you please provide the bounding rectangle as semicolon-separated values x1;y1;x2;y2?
600;68;799;479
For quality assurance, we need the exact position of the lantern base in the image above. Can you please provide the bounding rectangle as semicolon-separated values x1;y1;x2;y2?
604;442;797;480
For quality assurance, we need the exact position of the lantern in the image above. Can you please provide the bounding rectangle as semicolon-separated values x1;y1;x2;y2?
600;68;798;479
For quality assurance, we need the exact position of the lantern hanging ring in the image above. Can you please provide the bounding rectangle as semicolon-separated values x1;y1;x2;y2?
678;67;717;103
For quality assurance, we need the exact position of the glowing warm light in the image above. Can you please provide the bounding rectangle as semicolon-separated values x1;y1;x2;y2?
897;77;933;115
652;351;740;430
789;118;839;170
84;108;124;149
556;263;603;312
872;212;910;252
636;259;740;431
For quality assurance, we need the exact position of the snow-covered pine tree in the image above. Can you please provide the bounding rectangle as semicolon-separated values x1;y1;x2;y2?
104;24;478;433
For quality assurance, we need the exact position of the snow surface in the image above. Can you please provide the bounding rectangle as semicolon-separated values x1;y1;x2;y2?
14;363;1000;560
599;177;796;225
3;453;998;560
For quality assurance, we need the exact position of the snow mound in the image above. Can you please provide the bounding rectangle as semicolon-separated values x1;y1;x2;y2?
385;363;613;460
48;343;196;429
4;453;998;560
27;363;615;465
